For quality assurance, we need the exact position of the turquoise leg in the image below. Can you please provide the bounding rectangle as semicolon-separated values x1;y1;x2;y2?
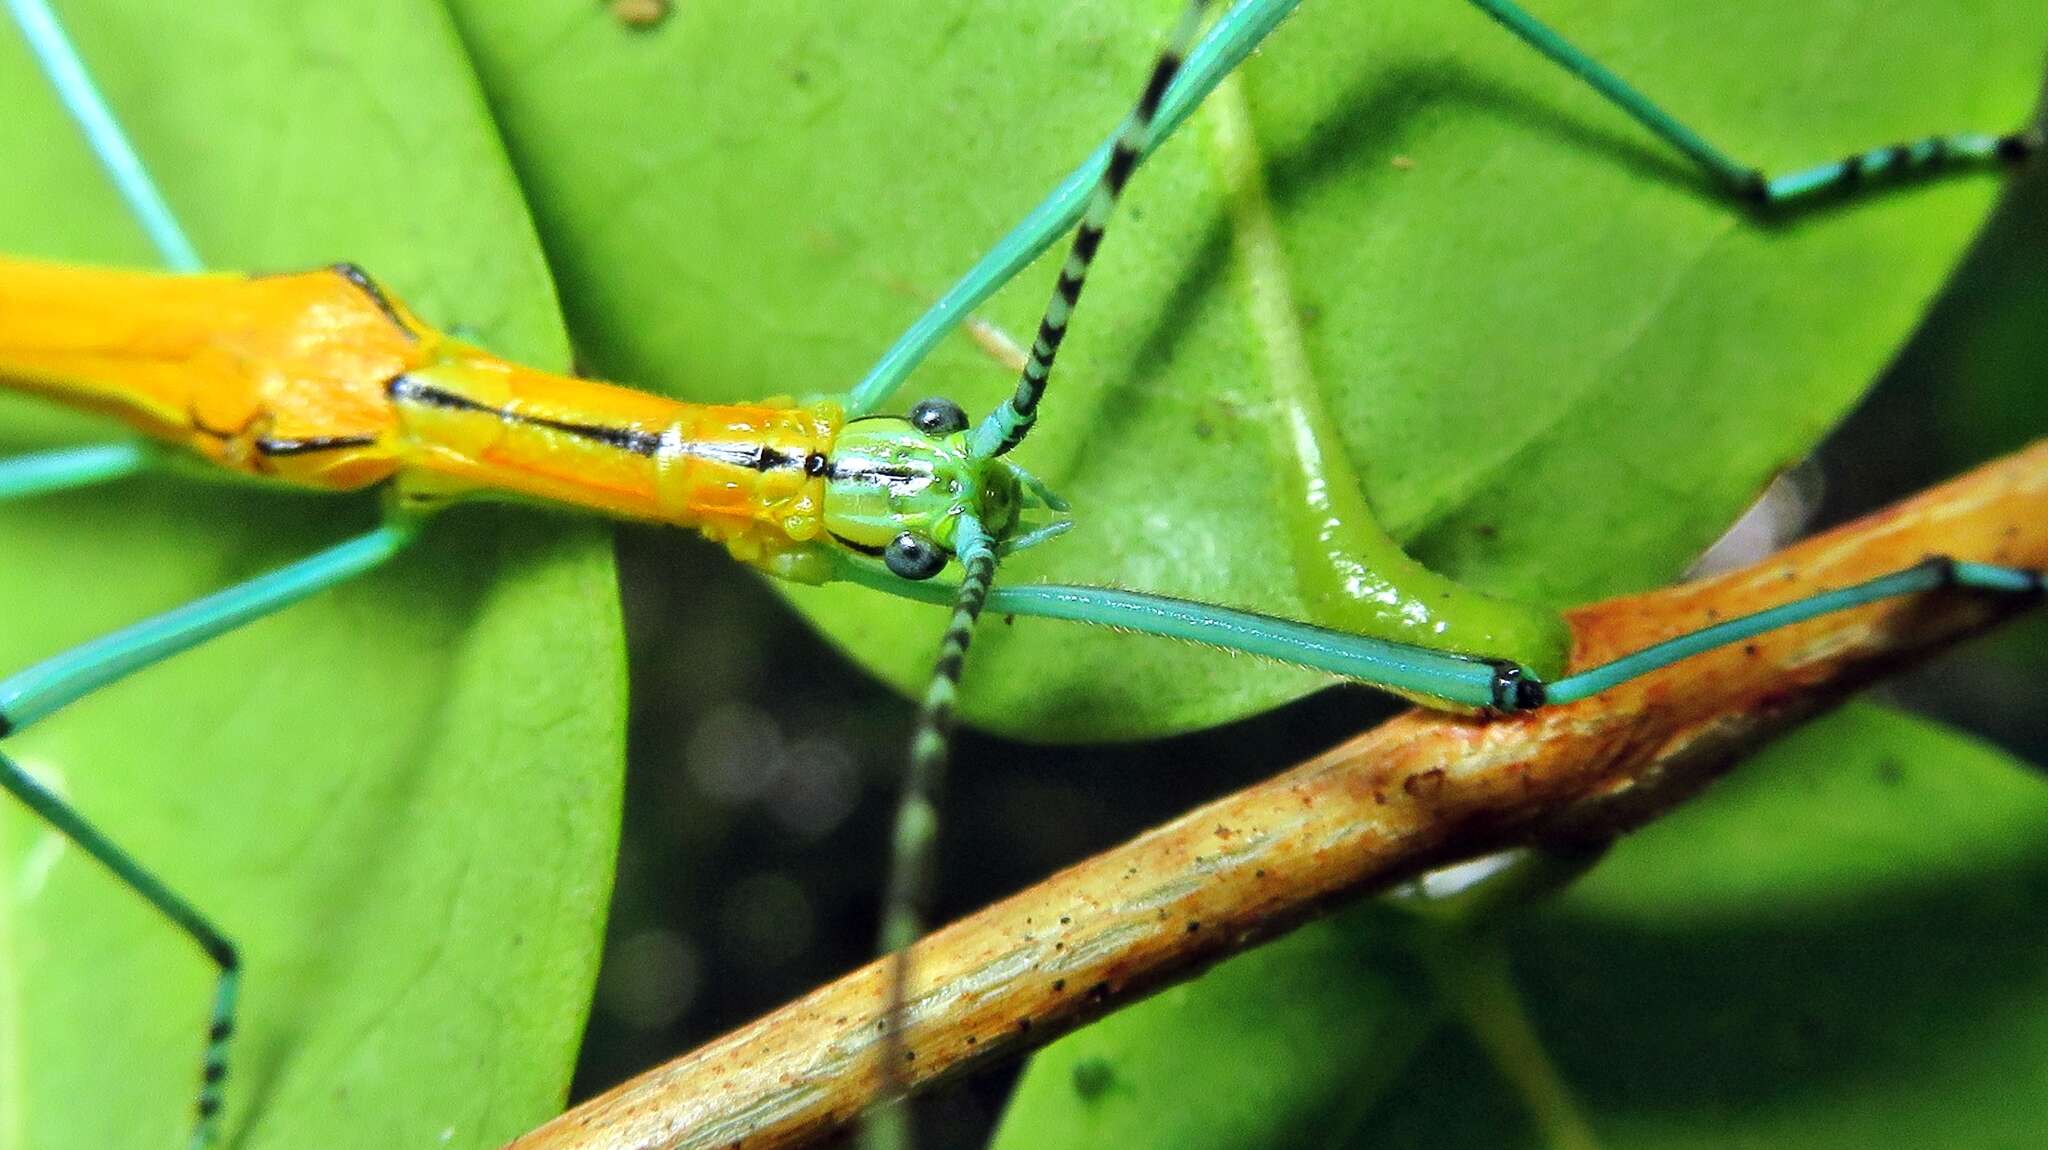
840;556;2042;713
0;442;155;501
1538;558;2043;706
1463;0;2038;205
836;557;1515;707
851;0;2034;417
6;0;202;270
0;522;416;728
0;749;240;1149
0;520;416;1147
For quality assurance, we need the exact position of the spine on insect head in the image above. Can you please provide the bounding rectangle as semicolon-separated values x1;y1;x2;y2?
385;346;845;581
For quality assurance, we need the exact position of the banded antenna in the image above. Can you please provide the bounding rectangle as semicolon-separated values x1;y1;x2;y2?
874;6;1216;1142
966;0;1213;460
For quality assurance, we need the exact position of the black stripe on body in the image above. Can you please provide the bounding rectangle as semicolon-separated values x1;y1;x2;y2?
667;436;803;472
824;453;929;485
255;434;378;457
386;373;665;457
828;530;887;557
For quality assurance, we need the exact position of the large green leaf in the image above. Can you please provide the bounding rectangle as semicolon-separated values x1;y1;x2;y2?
444;0;2042;738
0;3;623;1147
997;703;2048;1147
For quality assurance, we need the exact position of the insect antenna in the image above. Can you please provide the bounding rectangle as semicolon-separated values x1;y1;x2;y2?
966;0;1212;460
868;515;999;1144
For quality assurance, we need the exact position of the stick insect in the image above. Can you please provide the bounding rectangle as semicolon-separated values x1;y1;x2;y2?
0;1;2040;1148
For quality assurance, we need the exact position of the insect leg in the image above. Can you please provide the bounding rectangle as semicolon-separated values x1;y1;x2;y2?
0;521;416;728
0;749;239;1149
0;441;156;501
1462;0;2039;207
6;0;201;270
0;518;417;1146
834;557;1514;708
1537;557;2044;706
839;554;2045;712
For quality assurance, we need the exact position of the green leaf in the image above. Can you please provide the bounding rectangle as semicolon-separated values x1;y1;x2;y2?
0;3;623;1147
1370;704;2048;1148
443;0;2041;738
996;704;2048;1148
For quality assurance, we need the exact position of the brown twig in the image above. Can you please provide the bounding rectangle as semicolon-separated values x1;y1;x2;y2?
510;441;2048;1150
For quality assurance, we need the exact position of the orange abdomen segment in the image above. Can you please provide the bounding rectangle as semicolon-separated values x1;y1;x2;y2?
0;256;413;489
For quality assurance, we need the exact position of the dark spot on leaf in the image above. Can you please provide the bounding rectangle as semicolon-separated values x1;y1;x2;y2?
1072;1057;1117;1100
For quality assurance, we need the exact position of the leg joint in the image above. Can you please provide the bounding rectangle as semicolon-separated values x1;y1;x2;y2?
202;935;240;972
1912;554;1961;589
1997;129;2041;164
1488;661;1547;713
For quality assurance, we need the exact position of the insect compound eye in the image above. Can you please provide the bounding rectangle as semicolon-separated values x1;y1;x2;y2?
908;397;969;437
884;532;948;580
